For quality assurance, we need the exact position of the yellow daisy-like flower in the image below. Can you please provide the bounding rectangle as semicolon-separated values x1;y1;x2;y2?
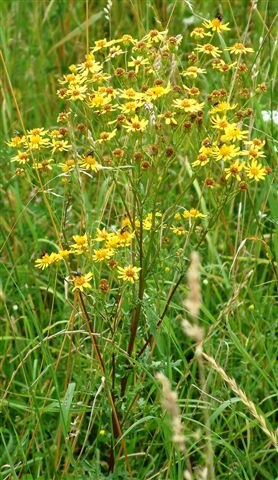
119;100;144;114
35;252;60;269
66;84;87;101
96;129;117;143
7;135;26;148
71;272;93;292
195;43;221;58
94;228;110;242
123;115;148;133
105;234;122;250
59;159;75;173
226;43;254;55
245;160;267;181
211;115;229;130
79;155;102;172
116;229;135;246
181;66;206;78
183;208;206;220
173;98;204;113
128;55;149;73
242;147;265;160
70;233;89;255
143;29;168;44
221;124;249;142
87;94;113;110
224;160;244;181
119;88;144;101
91;38;116;52
118;34;137;45
59;72;85;86
26;133;50;150
209;101;237;115
170;226;187;235
92;248;114;262
51;139;71;153
144;84;171;101
11;150;29;164
57;249;71;259
77;53;102;77
157;111;177;126
190;27;212;39
192;153;211;167
202;18;230;33
213;143;241;161
117;265;141;283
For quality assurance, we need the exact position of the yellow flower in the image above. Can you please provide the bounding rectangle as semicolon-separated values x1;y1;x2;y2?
59;158;75;173
91;38;115;52
143;29;168;44
212;59;236;72
181;66;206;78
119;100;144;114
35;252;60;269
66;84;87;101
51;139;71;153
92;248;114;262
157;111;177;126
87;93;113;110
96;130;117;143
202;18;230;33
33;159;54;171
27;133;50;150
71;272;93;292
77;53;102;76
144;84;171;100
170;226;187;235
211;115;229;130
105;234;121;249
173;98;204;113
107;45;124;59
245;160;266;181
11;150;29;164
226;43;254;55
94;228;110;242
221;124;249;142
116;229;135;246
183;209;206;220
209;101;237;115
117;265;141;283
79;155;101;172
224;160;244;181
213;143;241;161
190;27;212;39
123;115;148;133
7;135;26;148
128;55;149;73
192;153;211;167
59;72;85;86
70;234;89;254
117;34;136;45
195;43;221;58
119;88;144;101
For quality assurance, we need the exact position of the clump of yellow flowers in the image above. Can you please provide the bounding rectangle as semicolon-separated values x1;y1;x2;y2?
8;17;270;293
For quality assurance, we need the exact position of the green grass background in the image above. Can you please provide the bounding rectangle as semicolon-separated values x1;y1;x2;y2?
0;1;277;479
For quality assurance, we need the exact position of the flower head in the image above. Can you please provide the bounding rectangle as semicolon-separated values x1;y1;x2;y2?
245;160;267;181
71;272;93;292
117;265;141;283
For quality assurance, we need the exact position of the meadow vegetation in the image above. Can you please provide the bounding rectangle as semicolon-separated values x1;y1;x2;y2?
0;1;277;479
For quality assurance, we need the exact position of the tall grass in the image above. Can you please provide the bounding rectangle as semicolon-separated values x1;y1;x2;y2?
0;1;277;479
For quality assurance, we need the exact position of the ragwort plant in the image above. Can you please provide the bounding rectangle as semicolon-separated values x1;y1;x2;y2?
5;14;275;479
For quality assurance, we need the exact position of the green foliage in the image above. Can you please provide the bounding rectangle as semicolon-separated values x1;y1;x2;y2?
0;1;277;479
